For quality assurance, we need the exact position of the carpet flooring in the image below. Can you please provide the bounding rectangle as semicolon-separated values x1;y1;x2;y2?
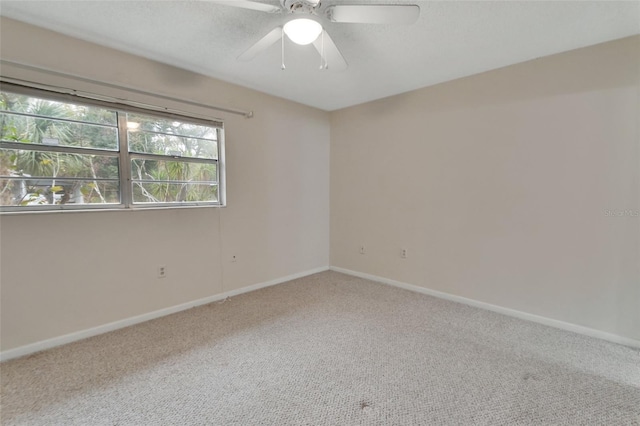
1;271;639;425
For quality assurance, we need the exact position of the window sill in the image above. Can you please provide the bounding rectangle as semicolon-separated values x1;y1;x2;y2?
0;204;226;215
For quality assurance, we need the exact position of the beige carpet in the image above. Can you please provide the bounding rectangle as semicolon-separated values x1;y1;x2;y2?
1;271;639;425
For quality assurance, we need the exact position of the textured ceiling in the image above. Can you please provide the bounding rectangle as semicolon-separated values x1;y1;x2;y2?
1;0;638;111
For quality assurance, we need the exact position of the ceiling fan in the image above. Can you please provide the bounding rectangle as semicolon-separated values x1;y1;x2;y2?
213;0;421;71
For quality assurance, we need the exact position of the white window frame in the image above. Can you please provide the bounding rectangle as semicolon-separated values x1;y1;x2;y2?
0;83;226;212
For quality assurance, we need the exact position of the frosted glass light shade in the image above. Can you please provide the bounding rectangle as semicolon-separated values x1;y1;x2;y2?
283;18;322;45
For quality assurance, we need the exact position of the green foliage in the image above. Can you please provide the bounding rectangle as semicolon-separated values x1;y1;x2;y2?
1;92;120;206
1;92;218;207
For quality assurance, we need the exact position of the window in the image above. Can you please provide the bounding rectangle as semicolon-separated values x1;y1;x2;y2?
0;86;224;211
127;113;219;204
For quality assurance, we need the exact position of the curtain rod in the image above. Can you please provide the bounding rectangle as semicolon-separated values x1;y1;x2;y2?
0;59;254;119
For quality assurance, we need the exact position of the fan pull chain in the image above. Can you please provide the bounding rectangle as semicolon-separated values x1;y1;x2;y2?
281;27;286;70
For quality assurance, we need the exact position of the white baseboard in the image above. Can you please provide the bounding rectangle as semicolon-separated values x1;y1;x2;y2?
330;266;640;349
0;266;329;362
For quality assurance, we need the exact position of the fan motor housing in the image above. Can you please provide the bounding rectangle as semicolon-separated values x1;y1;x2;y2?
281;0;321;14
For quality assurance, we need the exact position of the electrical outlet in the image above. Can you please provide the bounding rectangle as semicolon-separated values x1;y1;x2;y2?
359;245;366;255
231;255;237;263
158;265;166;278
401;248;408;259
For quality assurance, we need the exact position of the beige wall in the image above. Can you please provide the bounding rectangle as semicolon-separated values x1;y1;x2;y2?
0;18;330;351
330;36;640;341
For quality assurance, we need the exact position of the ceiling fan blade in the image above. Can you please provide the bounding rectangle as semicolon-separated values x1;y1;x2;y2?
326;5;420;24
312;31;348;72
238;27;282;61
211;1;281;14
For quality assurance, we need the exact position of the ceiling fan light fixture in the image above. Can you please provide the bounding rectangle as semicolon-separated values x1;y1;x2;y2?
283;18;322;45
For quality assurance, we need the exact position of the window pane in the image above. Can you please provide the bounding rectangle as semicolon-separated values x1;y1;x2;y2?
126;113;217;140
127;113;217;159
130;159;216;182
128;131;217;159
0;92;117;125
0;178;120;207
0;113;118;150
132;182;218;204
1;148;119;180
